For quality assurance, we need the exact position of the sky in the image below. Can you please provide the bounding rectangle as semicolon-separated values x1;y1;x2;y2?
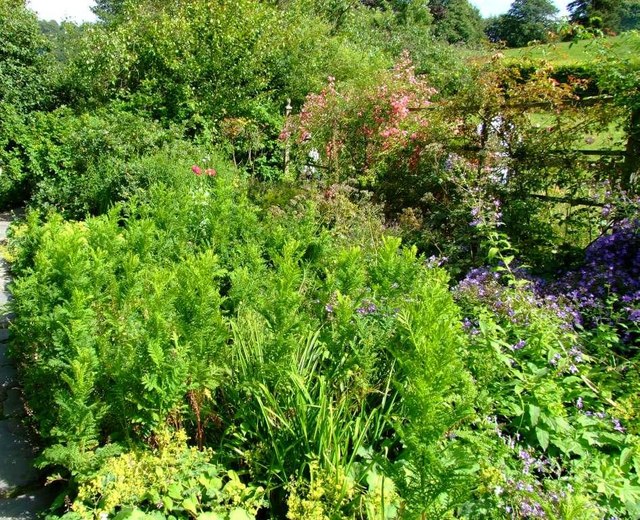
26;0;570;23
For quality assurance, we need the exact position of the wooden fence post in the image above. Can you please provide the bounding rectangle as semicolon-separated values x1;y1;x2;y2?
623;106;640;194
284;98;292;179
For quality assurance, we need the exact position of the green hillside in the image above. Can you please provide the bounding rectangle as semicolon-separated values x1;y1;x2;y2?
503;32;640;65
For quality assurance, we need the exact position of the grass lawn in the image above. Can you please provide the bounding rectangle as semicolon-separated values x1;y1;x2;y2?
528;112;626;151
503;32;640;66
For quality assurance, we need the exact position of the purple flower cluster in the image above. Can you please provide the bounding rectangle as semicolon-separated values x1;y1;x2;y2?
469;199;504;228
458;219;640;346
579;408;625;432
356;301;377;315
455;267;580;332
542;219;640;339
520;500;546;518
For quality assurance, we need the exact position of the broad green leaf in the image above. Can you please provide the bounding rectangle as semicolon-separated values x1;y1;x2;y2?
114;508;149;520
182;497;198;516
198;514;224;520
167;483;183;500
619;447;633;467
535;427;549;451
229;509;253;520
162;497;174;511
529;404;540;427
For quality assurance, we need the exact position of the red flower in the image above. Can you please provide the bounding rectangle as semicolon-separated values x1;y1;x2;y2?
205;168;217;177
192;165;202;175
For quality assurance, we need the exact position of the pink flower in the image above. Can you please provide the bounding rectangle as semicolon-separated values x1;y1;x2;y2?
205;168;217;177
279;129;291;141
192;165;202;175
390;95;410;118
300;131;311;142
380;127;400;138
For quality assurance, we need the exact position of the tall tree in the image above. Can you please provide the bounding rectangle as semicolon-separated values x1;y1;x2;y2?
568;0;617;29
91;0;127;21
430;0;485;44
0;0;51;108
620;1;640;31
486;0;559;47
570;0;640;31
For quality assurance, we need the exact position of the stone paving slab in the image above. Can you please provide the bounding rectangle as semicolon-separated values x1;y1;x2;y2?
0;365;16;390
0;420;39;495
2;390;24;419
0;210;51;519
0;487;56;519
0;346;9;368
0;315;15;329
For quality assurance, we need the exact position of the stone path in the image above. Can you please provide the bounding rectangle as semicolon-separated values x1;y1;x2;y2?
0;211;54;520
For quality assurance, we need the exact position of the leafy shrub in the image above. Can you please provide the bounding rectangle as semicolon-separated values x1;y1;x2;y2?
453;230;640;519
0;0;52;110
290;53;625;272
7;159;479;516
0;105;180;213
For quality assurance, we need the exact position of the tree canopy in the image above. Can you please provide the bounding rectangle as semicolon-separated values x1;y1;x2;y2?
569;0;640;32
486;0;559;47
430;0;485;44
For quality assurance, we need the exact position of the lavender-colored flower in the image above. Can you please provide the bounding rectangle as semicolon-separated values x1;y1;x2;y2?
356;301;377;315
569;364;579;374
576;397;583;410
325;304;334;314
520;500;546;518
512;339;527;350
550;353;561;366
569;347;583;363
612;418;625;433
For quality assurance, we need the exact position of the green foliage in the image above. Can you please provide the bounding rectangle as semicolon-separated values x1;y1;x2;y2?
290;53;622;271
0;0;52;110
0;105;180;212
3;0;639;517
487;0;560;47
69;429;266;519
387;258;477;516
8;158;480;515
569;0;640;32
57;0;383;124
453;233;640;519
430;0;486;45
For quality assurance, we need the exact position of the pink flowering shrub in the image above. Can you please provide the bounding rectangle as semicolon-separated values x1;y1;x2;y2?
289;54;450;185
289;55;622;271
